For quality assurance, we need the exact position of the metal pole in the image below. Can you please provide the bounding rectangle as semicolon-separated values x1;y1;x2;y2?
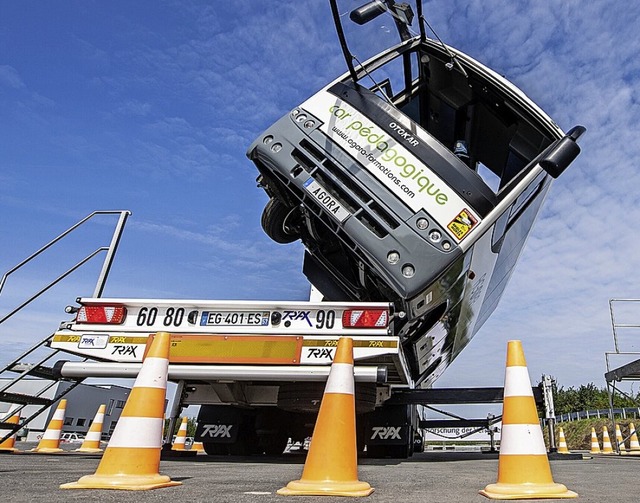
93;210;130;298
606;381;618;454
163;380;186;449
542;375;557;452
329;0;358;82
487;413;497;453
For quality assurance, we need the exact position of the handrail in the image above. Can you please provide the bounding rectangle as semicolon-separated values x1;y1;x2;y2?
0;210;130;325
609;298;640;354
0;210;129;444
0;249;105;325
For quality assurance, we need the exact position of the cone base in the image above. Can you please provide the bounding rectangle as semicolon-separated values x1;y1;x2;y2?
480;482;578;500
31;447;64;454
277;479;374;497
74;447;103;453
0;448;18;453
60;473;182;491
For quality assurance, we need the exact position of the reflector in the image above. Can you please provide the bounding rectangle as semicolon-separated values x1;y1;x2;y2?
342;309;388;328
76;305;126;324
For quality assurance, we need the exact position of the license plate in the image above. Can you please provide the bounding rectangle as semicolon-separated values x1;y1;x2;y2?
303;178;350;222
200;311;270;327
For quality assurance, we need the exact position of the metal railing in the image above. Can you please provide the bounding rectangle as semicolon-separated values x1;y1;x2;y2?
0;210;130;325
0;210;130;443
555;408;640;422
603;298;640;453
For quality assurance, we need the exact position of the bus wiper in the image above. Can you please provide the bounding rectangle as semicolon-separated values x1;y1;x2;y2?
351;54;394;105
420;14;469;79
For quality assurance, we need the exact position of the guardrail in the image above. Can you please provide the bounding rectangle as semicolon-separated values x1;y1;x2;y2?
555;407;640;422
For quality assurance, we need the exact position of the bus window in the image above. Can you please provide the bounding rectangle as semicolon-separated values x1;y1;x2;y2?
477;163;501;194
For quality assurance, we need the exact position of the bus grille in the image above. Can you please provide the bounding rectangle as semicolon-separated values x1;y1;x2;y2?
292;139;400;239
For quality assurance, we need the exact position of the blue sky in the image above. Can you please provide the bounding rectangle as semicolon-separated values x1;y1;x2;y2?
2;0;640;397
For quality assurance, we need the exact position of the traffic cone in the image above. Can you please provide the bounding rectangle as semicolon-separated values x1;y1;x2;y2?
31;399;67;453
480;340;577;499
61;332;181;490
75;404;106;453
0;413;20;452
278;337;373;497
171;417;188;451
615;424;627;455
589;427;601;454
601;426;614;454
557;427;570;454
628;423;640;454
191;441;205;453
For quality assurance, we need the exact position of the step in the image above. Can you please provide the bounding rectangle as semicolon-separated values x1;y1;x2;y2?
0;391;52;406
0;421;21;431
6;363;57;380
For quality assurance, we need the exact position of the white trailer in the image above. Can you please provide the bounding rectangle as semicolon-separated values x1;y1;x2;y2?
51;297;425;457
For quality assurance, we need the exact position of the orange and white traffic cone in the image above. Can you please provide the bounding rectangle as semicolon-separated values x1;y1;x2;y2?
615;424;627;455
31;399;67;453
191;441;205;453
628;422;640;455
171;417;188;451
278;337;373;497
480;340;577;499
589;427;601;454
0;413;20;452
75;404;106;453
601;426;614;454
61;332;181;490
557;427;570;454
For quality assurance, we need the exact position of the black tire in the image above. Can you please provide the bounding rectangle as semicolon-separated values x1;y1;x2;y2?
227;419;259;456
261;198;299;244
203;442;229;455
254;408;290;456
366;443;411;459
260;433;290;456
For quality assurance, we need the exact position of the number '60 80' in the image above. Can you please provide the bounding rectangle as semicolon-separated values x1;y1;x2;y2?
136;306;185;327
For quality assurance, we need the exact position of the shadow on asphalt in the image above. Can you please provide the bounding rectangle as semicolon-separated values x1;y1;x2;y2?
158;449;502;466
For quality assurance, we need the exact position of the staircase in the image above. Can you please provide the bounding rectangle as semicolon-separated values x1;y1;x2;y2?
0;210;130;443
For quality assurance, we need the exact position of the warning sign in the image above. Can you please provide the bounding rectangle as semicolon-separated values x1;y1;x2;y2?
447;209;478;241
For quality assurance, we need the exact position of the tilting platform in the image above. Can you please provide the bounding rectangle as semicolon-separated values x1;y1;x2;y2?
605;358;640;383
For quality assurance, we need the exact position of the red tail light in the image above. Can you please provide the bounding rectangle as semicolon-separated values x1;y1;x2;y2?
342;309;389;328
76;305;127;324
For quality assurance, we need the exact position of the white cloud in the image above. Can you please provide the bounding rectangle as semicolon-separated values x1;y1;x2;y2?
3;0;640;393
0;65;24;89
422;0;640;390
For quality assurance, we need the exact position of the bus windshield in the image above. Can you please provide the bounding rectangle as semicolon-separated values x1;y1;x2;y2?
333;1;563;201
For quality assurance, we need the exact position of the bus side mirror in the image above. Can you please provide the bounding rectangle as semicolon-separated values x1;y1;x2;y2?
540;125;586;178
350;1;387;25
350;1;414;27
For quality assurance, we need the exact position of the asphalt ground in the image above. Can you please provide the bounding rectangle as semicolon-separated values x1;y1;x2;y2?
1;442;639;502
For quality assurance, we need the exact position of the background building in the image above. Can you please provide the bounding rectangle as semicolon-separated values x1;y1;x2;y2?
0;379;131;441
